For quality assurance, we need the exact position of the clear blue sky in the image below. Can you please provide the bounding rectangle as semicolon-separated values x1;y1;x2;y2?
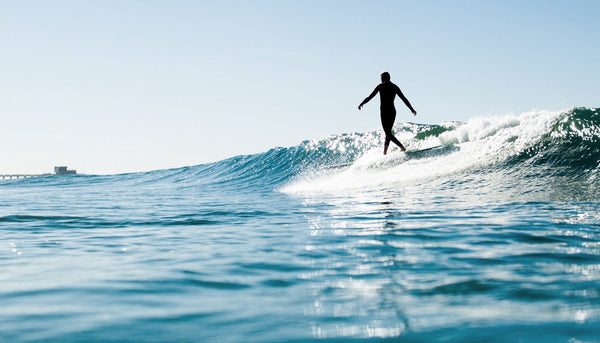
1;0;598;174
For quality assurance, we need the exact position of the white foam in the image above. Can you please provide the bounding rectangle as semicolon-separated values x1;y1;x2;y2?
282;109;564;195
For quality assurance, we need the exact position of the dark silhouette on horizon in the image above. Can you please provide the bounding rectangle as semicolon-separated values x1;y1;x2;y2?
358;72;417;154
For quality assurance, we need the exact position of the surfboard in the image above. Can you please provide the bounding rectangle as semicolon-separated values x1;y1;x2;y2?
405;144;458;159
324;162;353;170
324;145;458;170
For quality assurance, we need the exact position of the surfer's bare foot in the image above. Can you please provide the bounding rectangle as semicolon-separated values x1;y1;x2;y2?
400;145;406;152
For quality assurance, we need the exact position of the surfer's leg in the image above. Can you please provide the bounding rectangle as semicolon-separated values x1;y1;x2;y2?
383;126;406;153
381;110;404;153
384;136;391;155
389;134;406;151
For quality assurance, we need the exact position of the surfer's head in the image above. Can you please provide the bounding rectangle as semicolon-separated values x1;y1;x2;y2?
381;71;390;82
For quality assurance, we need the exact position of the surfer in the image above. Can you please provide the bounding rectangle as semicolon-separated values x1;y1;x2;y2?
358;71;417;154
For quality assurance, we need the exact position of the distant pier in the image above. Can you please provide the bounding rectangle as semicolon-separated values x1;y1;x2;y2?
0;173;52;180
1;166;76;179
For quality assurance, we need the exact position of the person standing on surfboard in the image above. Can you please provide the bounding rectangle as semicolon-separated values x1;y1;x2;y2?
358;71;417;154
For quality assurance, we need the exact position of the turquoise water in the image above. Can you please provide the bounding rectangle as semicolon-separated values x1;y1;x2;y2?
1;108;599;342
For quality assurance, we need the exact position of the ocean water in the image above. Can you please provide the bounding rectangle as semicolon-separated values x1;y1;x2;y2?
1;107;600;342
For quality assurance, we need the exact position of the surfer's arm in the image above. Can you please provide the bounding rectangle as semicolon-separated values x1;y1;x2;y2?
358;85;379;110
396;87;417;116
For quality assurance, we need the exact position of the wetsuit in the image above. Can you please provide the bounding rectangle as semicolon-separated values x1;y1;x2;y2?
360;81;416;152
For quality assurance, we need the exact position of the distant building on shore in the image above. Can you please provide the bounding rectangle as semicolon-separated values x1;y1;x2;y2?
54;166;76;175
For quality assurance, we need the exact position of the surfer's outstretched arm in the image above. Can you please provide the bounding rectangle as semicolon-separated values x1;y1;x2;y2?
358;85;380;110
396;87;417;116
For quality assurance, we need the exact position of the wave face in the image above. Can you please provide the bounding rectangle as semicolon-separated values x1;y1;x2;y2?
509;107;600;169
57;107;593;201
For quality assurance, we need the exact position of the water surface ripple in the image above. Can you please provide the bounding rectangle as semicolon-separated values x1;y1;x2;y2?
1;108;599;342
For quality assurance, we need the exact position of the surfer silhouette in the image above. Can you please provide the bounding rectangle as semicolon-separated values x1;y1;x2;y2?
358;72;417;154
